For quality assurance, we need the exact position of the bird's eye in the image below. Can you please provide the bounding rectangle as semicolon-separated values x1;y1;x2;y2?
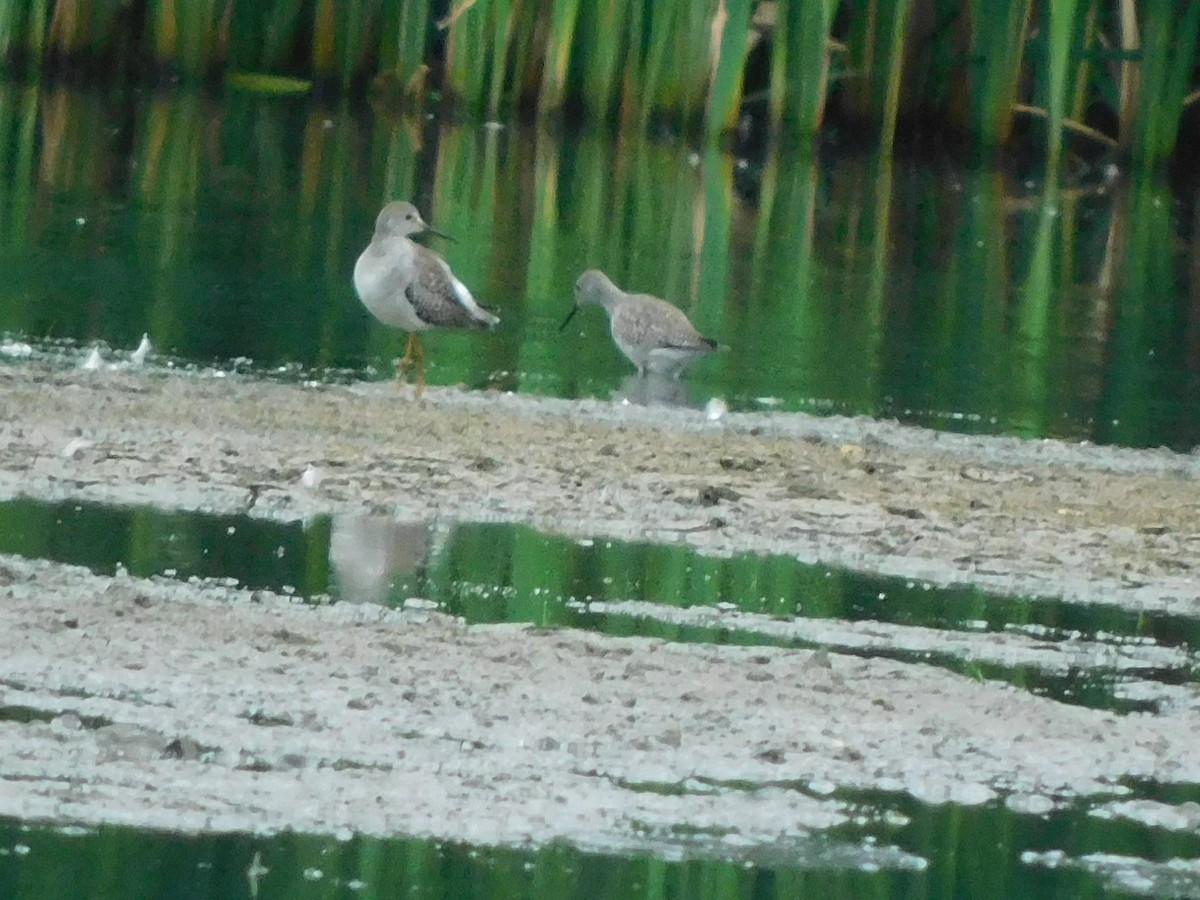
405;213;414;220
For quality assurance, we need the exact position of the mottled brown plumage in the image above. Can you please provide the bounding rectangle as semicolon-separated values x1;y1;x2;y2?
560;269;716;377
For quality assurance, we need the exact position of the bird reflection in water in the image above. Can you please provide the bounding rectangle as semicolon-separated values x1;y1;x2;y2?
615;373;696;409
328;514;434;605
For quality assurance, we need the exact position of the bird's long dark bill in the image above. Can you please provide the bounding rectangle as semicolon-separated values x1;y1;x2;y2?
426;225;456;243
558;306;580;332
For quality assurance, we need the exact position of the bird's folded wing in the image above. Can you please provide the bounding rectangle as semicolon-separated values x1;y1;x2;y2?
406;246;495;328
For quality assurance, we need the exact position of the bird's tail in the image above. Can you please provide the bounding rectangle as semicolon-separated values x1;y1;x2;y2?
474;305;501;329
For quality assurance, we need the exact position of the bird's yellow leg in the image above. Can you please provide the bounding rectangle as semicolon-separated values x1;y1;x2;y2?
412;335;427;400
396;334;427;398
396;333;422;392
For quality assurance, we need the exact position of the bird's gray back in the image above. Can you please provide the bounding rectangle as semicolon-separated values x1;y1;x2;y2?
612;294;711;350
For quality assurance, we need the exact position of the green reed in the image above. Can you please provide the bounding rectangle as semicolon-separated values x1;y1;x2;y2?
0;85;36;195
0;3;22;69
3;78;1196;447
377;0;428;89
442;0;488;113
4;1;1200;167
0;85;39;326
577;0;631;124
310;0;373;90
1042;0;1078;170
484;0;517;117
840;0;912;154
640;0;718;129
965;0;1031;148
705;0;753;135
1129;2;1200;163
1100;177;1186;442
769;0;837;135
533;0;580;116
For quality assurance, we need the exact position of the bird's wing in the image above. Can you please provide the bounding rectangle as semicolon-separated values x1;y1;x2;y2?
618;295;714;350
405;245;498;329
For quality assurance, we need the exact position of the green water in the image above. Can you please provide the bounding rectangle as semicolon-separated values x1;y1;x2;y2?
3;81;1200;898
0;500;1198;896
1;85;1198;448
0;497;1195;715
5;787;1200;899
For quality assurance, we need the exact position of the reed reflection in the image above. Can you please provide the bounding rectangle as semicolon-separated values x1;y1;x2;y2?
0;85;1196;447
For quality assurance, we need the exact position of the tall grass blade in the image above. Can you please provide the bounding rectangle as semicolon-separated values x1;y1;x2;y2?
1044;0;1078;172
0;86;40;305
378;0;429;83
505;0;544;109
1095;178;1177;441
657;0;719;127
23;1;50;73
334;0;374;91
0;1;21;68
1014;195;1059;435
636;0;682;128
770;0;838;136
47;0;83;61
879;0;911;155
616;0;646;130
1070;0;1099;130
150;0;180;72
682;0;726;126
261;0;307;73
841;0;912;152
704;0;752;135
966;0;1031;148
486;0;517;118
443;0;490;113
537;0;582;116
694;145;734;342
312;0;335;82
154;0;227;80
578;0;632;123
1114;0;1139;152
1129;1;1200;164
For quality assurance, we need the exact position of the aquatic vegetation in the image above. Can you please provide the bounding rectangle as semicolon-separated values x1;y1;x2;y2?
0;1;1196;164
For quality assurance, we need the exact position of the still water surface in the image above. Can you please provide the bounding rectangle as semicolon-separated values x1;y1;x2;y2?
3;803;1172;900
1;85;1199;447
1;495;1196;717
0;498;1197;895
3;787;1200;898
3;84;1200;899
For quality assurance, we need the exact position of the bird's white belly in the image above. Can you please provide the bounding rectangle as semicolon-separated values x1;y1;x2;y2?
643;346;706;377
613;332;702;378
353;249;430;332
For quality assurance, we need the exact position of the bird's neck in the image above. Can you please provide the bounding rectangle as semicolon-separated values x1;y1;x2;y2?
596;294;625;314
369;232;408;256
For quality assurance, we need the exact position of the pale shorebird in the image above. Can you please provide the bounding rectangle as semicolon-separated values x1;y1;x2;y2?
559;269;717;378
353;201;498;396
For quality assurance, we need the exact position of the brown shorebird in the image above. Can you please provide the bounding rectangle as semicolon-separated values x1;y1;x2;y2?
353;201;498;396
560;269;717;377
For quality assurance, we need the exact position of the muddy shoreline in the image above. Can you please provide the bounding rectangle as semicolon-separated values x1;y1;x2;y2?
1;362;1198;849
2;363;1198;610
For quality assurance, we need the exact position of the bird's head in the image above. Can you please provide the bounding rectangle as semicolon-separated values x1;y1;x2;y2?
374;201;452;242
